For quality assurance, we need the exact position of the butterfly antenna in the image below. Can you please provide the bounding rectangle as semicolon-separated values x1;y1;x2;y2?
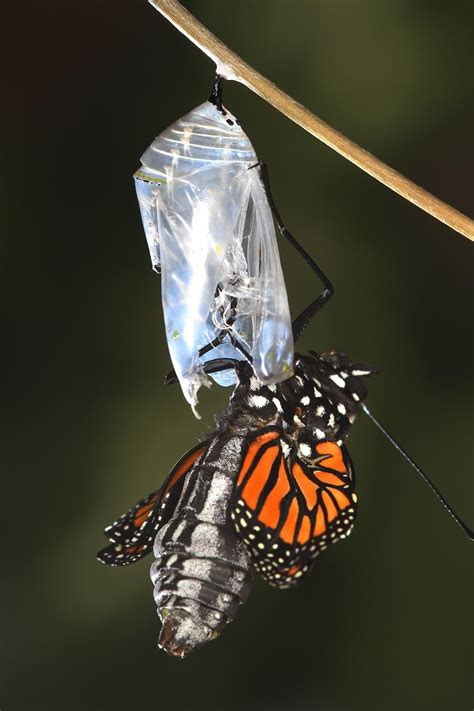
361;402;473;541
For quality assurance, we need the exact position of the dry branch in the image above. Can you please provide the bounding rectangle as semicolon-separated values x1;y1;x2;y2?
149;0;473;242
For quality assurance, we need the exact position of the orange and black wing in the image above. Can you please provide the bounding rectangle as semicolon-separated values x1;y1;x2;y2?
97;441;209;566
231;427;356;588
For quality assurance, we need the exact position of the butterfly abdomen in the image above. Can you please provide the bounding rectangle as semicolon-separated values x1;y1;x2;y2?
150;436;253;657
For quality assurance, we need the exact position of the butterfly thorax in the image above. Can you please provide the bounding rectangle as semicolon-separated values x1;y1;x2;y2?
223;350;374;447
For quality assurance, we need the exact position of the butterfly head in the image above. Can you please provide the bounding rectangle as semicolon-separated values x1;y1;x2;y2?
226;350;377;440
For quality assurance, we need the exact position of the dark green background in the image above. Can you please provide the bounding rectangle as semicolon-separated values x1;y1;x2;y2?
3;1;473;709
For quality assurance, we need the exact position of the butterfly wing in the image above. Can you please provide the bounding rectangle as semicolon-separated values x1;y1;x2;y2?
97;441;209;566
230;427;356;588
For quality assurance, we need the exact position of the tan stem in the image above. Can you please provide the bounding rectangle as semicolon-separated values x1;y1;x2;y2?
149;0;473;242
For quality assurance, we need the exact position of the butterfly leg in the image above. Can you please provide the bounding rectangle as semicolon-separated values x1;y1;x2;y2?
206;292;253;362
252;161;334;342
164;358;244;385
164;336;248;385
164;294;253;385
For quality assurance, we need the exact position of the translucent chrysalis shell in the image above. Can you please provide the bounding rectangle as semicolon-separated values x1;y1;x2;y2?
134;100;293;412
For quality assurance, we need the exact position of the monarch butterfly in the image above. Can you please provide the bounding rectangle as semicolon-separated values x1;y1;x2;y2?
99;145;472;657
134;77;294;415
98;348;374;656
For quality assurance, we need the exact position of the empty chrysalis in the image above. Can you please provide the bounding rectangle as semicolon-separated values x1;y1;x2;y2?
134;78;294;414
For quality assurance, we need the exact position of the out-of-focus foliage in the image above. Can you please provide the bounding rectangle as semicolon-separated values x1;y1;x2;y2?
2;1;472;710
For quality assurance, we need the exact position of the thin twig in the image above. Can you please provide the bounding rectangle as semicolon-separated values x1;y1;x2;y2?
149;0;473;242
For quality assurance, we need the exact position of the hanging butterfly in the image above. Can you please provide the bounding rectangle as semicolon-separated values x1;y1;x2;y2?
99;152;472;658
98;348;374;655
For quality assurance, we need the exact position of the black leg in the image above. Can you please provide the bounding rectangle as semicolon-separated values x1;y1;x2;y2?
253;162;334;342
164;358;243;386
164;294;253;385
164;332;253;385
209;294;253;363
195;330;229;359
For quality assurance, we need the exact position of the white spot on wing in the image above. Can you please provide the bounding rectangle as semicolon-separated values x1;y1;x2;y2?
299;443;312;457
330;374;346;388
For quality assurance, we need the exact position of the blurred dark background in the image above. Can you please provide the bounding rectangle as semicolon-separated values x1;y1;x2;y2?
2;1;473;709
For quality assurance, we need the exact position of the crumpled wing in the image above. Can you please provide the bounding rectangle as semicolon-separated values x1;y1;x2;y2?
231;428;357;589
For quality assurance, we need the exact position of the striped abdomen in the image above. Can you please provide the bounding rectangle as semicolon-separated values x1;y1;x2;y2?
150;435;253;657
